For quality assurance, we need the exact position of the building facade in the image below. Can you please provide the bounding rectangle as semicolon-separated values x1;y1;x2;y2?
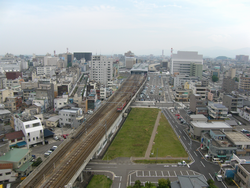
222;94;244;111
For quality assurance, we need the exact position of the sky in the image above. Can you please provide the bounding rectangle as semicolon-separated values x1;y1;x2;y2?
1;0;250;57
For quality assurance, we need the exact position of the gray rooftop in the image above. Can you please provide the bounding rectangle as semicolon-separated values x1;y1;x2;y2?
131;63;148;72
224;132;250;145
171;175;208;188
191;121;232;129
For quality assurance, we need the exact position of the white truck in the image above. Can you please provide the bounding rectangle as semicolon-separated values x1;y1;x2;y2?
215;173;222;181
178;161;187;166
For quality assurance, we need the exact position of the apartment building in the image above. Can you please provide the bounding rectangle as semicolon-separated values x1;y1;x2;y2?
189;81;207;100
90;55;113;85
207;102;228;119
44;56;59;66
0;89;13;103
0;106;11;123
170;51;203;75
189;94;207;115
236;55;249;62
54;95;68;111
237;107;250;122
2;78;21;88
175;90;189;102
58;107;84;128
0;163;17;182
14;114;44;149
100;87;106;100
36;83;54;109
23;88;36;101
4;96;22;112
21;81;39;90
222;94;244;111
222;77;238;93
239;75;250;91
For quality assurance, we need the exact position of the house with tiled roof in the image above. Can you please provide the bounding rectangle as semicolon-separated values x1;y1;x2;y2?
5;130;26;148
0;163;17;183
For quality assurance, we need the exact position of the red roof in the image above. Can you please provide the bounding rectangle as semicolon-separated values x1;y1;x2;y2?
5;130;24;140
0;163;13;169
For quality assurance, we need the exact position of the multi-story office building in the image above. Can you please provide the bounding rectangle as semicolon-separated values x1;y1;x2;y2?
222;94;243;111
175;90;189;102
37;66;56;75
172;75;200;88
239;75;250;91
207;102;228;119
236;55;249;62
14;115;44;149
59;53;73;67
222;77;238;93
226;68;236;79
58;107;84;128
21;81;39;90
125;57;136;69
170;51;203;75
54;95;68;111
190;63;202;80
44;56;59;66
90;55;113;85
0;89;13;103
73;52;92;61
2;78;21;88
237;107;250;122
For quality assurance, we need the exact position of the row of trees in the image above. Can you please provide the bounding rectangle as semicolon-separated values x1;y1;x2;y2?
127;179;171;188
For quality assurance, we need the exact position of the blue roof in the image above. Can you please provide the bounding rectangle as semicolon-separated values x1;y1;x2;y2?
16;141;27;147
44;129;54;138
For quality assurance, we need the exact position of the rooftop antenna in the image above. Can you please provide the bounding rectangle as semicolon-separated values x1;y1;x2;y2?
171;48;173;58
67;48;68;53
54;50;56;57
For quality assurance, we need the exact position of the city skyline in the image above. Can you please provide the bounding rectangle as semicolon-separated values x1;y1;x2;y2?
1;0;250;57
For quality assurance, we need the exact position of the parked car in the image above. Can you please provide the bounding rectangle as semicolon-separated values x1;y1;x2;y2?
62;134;69;139
53;136;59;140
175;114;180;116
50;146;58;151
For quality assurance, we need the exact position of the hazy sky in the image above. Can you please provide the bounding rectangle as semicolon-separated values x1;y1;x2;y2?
1;0;250;56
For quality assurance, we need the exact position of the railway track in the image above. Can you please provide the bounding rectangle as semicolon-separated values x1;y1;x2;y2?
21;74;145;188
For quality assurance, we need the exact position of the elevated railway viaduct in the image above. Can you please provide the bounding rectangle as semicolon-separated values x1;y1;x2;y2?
19;74;147;188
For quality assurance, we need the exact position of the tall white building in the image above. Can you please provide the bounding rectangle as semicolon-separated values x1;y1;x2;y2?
14;115;44;149
90;55;113;85
170;51;203;75
44;56;59;66
37;66;56;75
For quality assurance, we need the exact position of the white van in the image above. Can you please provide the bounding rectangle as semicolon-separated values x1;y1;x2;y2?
212;158;223;163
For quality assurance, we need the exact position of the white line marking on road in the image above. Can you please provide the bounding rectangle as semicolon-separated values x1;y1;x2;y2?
161;171;164;177
174;171;177;177
172;120;174;123
118;183;121;188
155;171;157;176
149;171;151;176
142;171;144;177
179;130;182;134
183;136;186;140
180;171;183;175
136;171;138;177
186;171;189;175
193;151;198;157
120;176;122;181
209;173;214;181
168;171;170;176
200;161;205;167
130;174;131;185
222;181;227;188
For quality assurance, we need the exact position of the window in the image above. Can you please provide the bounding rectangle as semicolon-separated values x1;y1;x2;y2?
28;133;30;136
33;123;40;127
17;137;22;141
36;137;38;140
26;125;30;128
11;139;15;143
28;139;30;142
33;137;35;141
40;130;42;133
0;174;2;176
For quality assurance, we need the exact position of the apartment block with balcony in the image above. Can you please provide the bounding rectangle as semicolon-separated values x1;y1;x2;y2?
175;90;189;102
54;95;68;112
0;89;13;103
208;102;228;119
235;163;250;188
23;88;36;101
100;87;106;100
201;130;237;160
14;115;44;149
90;55;113;85
223;94;243;111
222;77;238;93
239;75;250;91
58;107;84;129
4;96;22;112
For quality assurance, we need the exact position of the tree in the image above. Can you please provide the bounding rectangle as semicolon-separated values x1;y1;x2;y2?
134;180;142;188
207;179;218;188
145;181;156;188
233;77;239;82
158;178;171;188
212;75;218;82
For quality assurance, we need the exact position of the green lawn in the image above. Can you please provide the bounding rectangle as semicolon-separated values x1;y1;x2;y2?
150;113;188;158
103;108;160;160
87;175;112;188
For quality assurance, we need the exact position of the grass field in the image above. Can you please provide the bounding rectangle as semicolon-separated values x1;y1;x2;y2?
87;175;112;188
103;108;160;160
150;113;188;158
